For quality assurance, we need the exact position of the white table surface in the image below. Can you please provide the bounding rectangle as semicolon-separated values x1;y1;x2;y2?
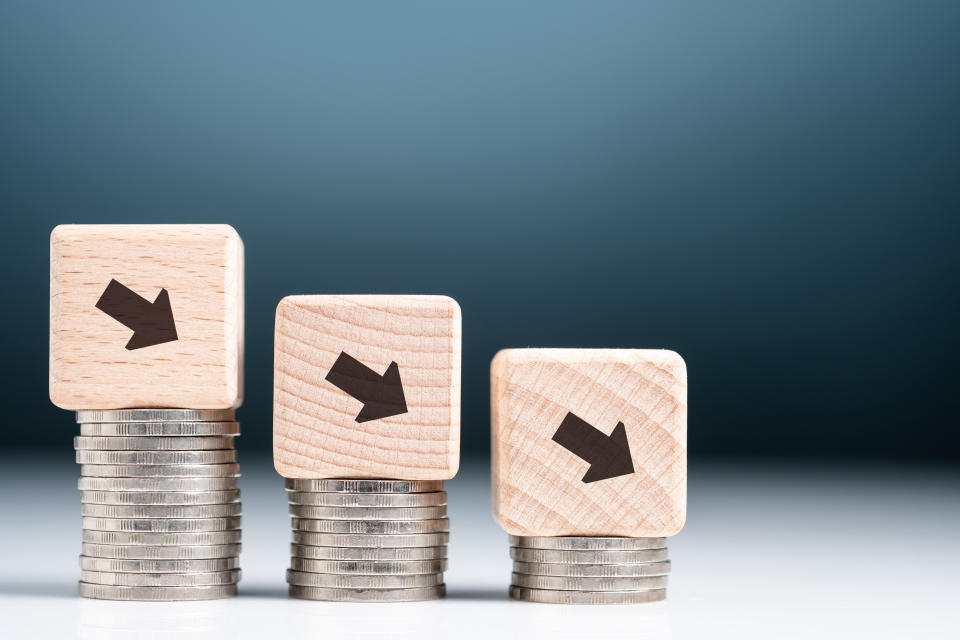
1;453;957;639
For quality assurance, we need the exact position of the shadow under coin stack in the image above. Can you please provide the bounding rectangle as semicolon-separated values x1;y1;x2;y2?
285;479;448;602
509;536;670;604
74;408;242;601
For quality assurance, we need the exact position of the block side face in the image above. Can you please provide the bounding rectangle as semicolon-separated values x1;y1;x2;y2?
444;296;462;478
49;227;69;407
49;224;242;409
490;352;503;527
490;349;518;531
223;227;244;408
273;295;461;480
272;298;297;476
492;349;687;537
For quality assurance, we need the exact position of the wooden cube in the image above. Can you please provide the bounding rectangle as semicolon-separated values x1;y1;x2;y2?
492;349;687;537
273;295;461;480
50;224;244;410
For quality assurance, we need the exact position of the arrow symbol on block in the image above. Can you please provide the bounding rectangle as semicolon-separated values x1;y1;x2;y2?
325;352;408;423
95;279;178;350
551;412;635;483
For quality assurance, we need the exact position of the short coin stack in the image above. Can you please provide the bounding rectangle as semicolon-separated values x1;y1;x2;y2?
74;408;242;601
285;479;448;602
509;536;670;604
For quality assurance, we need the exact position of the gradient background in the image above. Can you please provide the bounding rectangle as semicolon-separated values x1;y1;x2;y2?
2;1;958;460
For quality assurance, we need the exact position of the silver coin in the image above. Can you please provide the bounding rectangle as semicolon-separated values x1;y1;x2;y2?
509;585;666;604
82;542;241;560
290;544;446;562
83;530;242;545
289;584;445;602
289;557;446;575
78;582;237;601
511;573;669;592
287;490;446;507
78;477;239;492
80;463;241;478
288;505;447;520
512;560;672;578
80;422;241;436
76;450;237;465
284;479;443;493
82;516;241;532
292;531;449;548
81;569;240;587
286;570;442;589
510;536;667;551
77;409;236;423
510;547;669;564
80;556;240;573
80;490;239;505
82;503;242;518
75;436;235;451
291;518;448;535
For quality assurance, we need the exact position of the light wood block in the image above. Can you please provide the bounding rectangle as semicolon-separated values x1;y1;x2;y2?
50;224;244;410
273;295;461;480
492;349;686;537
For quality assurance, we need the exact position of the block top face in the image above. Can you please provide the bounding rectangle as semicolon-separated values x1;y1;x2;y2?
491;348;687;537
273;295;462;480
50;224;244;410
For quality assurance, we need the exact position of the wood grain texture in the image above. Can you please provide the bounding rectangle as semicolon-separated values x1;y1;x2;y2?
50;224;244;409
492;349;686;537
273;295;461;480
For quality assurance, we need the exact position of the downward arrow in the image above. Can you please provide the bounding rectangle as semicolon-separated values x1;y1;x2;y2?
551;412;635;483
95;279;178;350
325;352;408;423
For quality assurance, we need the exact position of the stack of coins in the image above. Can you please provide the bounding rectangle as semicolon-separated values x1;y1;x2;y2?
509;536;670;604
285;479;448;602
73;408;242;601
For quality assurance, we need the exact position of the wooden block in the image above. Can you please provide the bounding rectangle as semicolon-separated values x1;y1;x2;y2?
50;224;244;410
273;295;461;480
491;349;686;537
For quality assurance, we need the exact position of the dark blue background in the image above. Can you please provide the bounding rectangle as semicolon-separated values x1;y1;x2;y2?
2;2;958;458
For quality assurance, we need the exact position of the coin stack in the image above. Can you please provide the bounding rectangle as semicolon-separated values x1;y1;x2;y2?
509;536;670;604
73;408;242;601
285;479;448;602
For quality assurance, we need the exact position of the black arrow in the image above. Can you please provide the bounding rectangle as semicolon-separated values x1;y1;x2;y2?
95;279;178;350
551;412;635;483
325;352;408;423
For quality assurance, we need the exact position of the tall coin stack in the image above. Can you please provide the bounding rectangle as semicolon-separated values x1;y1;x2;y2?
508;536;670;604
74;408;242;601
285;479;448;602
